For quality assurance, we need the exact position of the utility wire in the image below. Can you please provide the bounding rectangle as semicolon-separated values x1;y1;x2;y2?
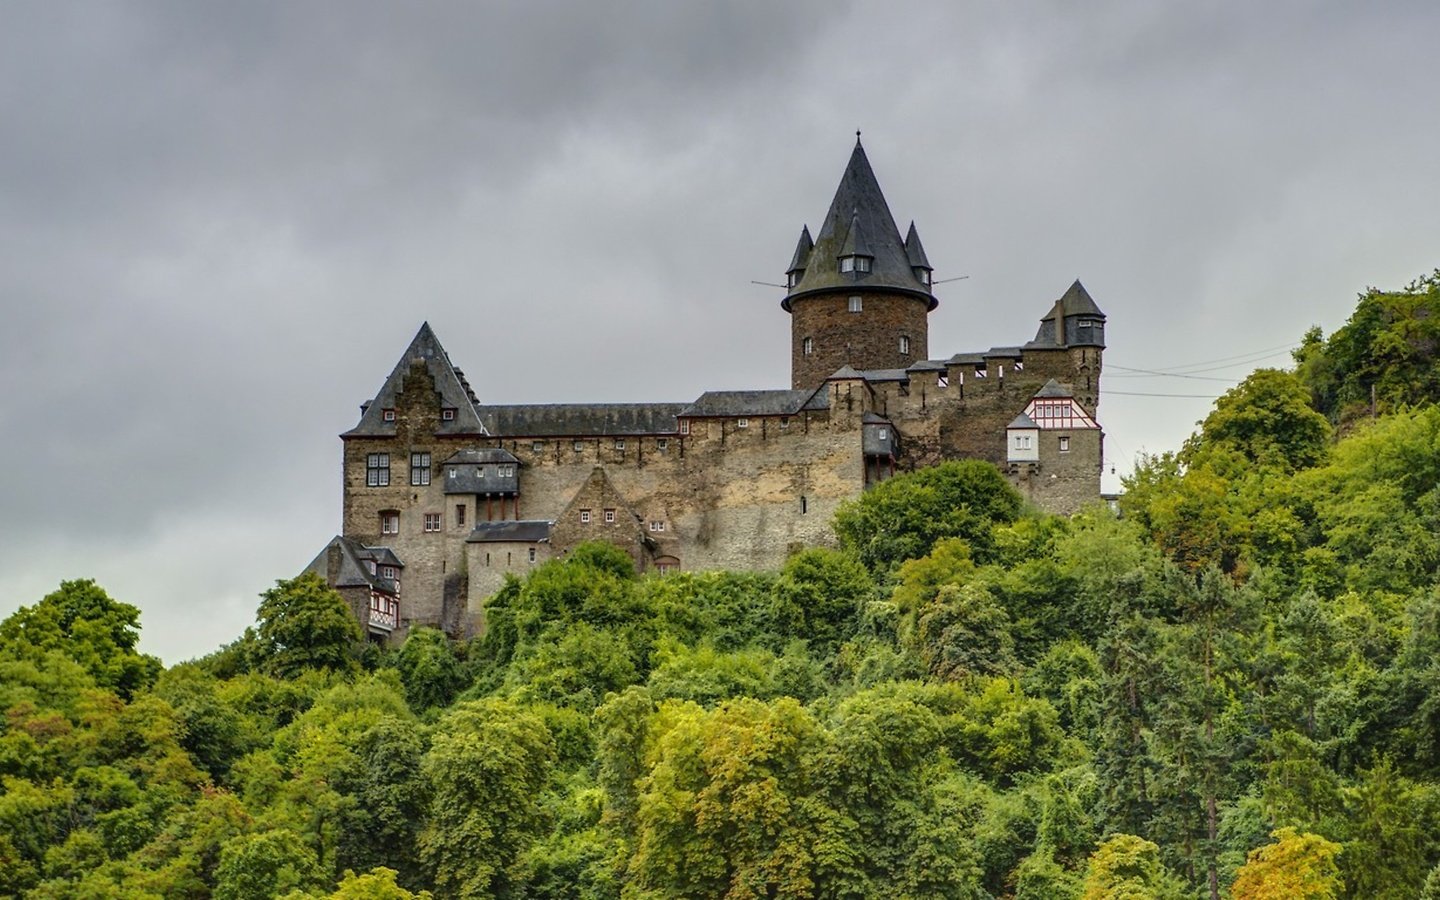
1102;389;1224;398
1107;343;1301;376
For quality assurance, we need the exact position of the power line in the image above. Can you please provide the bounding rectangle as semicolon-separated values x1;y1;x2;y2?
1105;367;1241;382
1108;342;1300;376
1102;389;1222;398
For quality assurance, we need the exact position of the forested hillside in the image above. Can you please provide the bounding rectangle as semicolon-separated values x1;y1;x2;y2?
5;274;1440;899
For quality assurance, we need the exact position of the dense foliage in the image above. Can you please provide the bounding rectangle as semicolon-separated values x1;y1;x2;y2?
6;275;1440;898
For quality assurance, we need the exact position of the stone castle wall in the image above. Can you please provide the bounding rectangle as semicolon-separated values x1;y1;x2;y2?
790;291;931;388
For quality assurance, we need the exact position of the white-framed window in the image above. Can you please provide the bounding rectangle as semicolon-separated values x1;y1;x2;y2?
737;418;749;429
1059;436;1071;452
604;509;616;523
856;257;871;272
879;428;888;441
848;296;863;313
499;464;515;477
780;417;790;429
380;565;396;580
803;337;814;356
528;547;536;563
532;441;544;452
455;504;466;526
841;257;855;273
680;421;690;435
657;438;669;451
383;408;396;422
650;520;665;532
615;439;626;450
380;511;399;534
441;408;456;421
366;453;390;487
1018;435;1032;449
573;440;584;451
580;509;591;524
899;335;911;355
423;513;441;532
410;452;431;486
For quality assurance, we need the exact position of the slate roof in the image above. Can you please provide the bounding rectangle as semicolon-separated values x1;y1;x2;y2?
344;323;488;438
1008;412;1040;429
855;368;911;383
862;412;893;424
985;346;1023;358
679;390;819;418
786;226;814;275
904;221;932;270
782;139;938;311
443;448;520;466
1043;280;1106;320
827;364;864;380
1034;379;1074;398
304;536;402;595
907;359;948;373
478;403;685;436
466;520;553;543
948;352;987;366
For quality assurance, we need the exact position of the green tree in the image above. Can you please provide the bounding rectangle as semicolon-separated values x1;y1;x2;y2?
1080;833;1185;900
0;579;160;698
214;829;324;900
420;698;555;898
770;547;873;656
1183;369;1332;472
392;628;467;712
255;573;363;678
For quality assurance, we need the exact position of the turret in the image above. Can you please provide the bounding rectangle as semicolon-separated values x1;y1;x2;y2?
784;137;938;389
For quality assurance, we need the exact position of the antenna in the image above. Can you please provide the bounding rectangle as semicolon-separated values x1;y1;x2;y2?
932;275;970;285
750;280;788;289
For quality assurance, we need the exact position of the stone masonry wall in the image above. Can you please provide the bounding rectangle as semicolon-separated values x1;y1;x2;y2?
790;291;931;389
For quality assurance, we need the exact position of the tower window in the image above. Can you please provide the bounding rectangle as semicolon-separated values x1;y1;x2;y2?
840;256;872;273
573;440;584;451
366;453;390;487
899;336;911;355
410;452;431;486
615;439;626;451
604;509;616;523
848;296;863;313
456;504;466;526
380;511;399;534
657;438;669;451
803;337;814;356
580;509;591;524
532;441;544;452
737;418;749;429
800;495;808;514
423;513;441;532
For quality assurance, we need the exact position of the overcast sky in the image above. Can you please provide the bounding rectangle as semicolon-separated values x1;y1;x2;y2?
3;2;1436;662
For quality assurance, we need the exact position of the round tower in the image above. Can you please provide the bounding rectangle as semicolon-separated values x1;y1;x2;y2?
783;138;938;389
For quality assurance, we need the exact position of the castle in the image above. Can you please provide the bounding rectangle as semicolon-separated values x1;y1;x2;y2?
307;139;1107;641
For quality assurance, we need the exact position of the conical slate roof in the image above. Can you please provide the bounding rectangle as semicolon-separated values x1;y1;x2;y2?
1041;280;1106;321
344;323;488;437
786;226;814;275
904;221;931;270
783;138;937;310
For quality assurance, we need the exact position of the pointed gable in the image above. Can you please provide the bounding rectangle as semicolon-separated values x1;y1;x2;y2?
786;225;814;276
344;323;487;437
783;138;937;309
904;221;931;270
1030;280;1107;348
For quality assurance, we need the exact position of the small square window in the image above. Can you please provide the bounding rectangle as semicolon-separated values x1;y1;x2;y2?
879;428;888;441
580;509;591;524
840;257;855;273
657;438;669;451
650;520;665;532
573;440;585;451
604;509;616;523
615;439;626;451
528;547;536;563
855;257;871;273
780;417;790;429
848;296;862;313
532;441;545;452
441;408;456;421
423;513;441;532
737;418;748;429
383;409;396;422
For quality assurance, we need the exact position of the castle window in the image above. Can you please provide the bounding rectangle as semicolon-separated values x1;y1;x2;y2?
879;428;888;441
380;565;396;580
650;520;665;531
780;417;790;429
532;441;544;452
580;509;591;523
441;408;456;421
800;495;808;514
604;509;616;523
848;296;863;313
383;408;396;422
680;421;690;435
573;440;584;451
840;257;854;273
899;336;911;355
529;547;536;563
366;453;391;487
840;256;872;273
456;504;466;526
410;452;431;486
737;418;748;429
657;438;669;451
1059;436;1071;452
615;439;626;451
380;511;399;534
803;337;814;356
423;513;441;532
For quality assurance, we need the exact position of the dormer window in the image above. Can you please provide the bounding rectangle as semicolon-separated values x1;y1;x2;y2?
441;408;456;421
839;255;872;274
914;268;932;288
787;271;801;289
382;409;396;422
848;296;863;313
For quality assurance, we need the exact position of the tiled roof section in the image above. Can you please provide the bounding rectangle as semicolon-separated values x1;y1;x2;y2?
948;352;986;365
303;536;402;594
1046;279;1106;320
466;520;553;543
1035;379;1073;398
786;226;814;275
479;403;685;436
1008;412;1040;429
442;448;520;466
344;323;488;438
907;359;948;373
783;139;937;310
679;390;817;418
985;346;1023;358
855;368;911;382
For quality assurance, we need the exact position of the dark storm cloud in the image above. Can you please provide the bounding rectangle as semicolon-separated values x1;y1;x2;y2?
2;1;1436;660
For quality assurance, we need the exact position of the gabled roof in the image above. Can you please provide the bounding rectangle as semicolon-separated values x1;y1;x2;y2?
679;390;819;418
478;403;685;436
862;412;893;425
304;536;402;595
344;323;488;438
467;520;552;543
1046;279;1106;320
783;138;937;310
855;368;911;383
1008;412;1040;429
1035;379;1073;398
827;364;864;381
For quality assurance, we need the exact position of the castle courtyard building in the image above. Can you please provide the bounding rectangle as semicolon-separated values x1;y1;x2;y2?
313;139;1107;639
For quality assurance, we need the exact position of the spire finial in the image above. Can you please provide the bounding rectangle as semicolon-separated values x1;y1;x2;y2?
855;129;862;145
